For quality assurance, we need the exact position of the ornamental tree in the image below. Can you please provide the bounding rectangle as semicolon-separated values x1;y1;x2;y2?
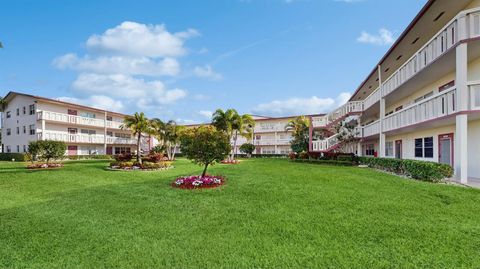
239;143;255;157
29;140;66;164
180;126;231;177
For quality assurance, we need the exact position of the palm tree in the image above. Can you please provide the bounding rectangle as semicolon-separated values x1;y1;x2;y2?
121;112;150;164
231;114;255;159
212;109;240;159
285;116;310;139
163;121;184;160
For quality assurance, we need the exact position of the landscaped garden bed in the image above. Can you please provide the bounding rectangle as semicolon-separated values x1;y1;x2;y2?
172;175;225;189
26;163;64;169
108;153;173;171
221;159;240;164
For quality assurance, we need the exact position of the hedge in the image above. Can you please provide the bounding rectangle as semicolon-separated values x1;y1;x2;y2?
292;159;354;166
358;156;453;183
0;153;27;162
66;155;113;160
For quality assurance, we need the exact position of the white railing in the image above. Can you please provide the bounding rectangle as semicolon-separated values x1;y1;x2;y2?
362;120;380;137
38;132;105;144
311;134;339;152
364;87;381;111
255;124;288;133
38;131;137;145
383;87;457;133
469;11;480;38
312;101;363;128
254;138;291;146
37;111;124;129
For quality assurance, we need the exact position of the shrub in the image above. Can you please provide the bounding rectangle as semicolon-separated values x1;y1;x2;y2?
0;153;27;162
150;145;166;154
28;140;66;163
299;151;309;160
358;157;453;182
114;153;133;162
288;152;297;160
144;152;164;163
239;143;255;156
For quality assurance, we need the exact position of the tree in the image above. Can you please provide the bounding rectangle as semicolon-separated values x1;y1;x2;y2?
211;109;255;160
121;112;150;164
239;143;255;157
285;116;310;153
28;140;66;164
150;119;184;160
180;126;231;177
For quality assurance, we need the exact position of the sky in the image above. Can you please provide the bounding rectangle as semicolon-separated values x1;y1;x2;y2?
0;0;426;124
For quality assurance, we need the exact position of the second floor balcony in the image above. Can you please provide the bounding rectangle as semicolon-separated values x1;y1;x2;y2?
37;110;124;129
37;131;137;145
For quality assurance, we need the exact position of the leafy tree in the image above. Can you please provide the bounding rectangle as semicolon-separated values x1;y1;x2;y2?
285;116;310;153
239;143;255;157
28;140;66;163
121;112;150;164
180;126;231;177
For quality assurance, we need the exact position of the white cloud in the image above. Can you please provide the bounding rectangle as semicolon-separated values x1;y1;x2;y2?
357;28;395;46
57;95;124;112
86;21;199;58
198;110;213;119
252;92;352;117
193;65;223;80
71;73;187;109
53;53;180;77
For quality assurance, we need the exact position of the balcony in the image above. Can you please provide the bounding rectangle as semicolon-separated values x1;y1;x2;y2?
382;9;480;98
361;120;381;138
311;134;339;152
254;138;291;146
37;131;137;145
312;101;363;128
37;111;124;129
383;87;457;133
363;87;381;111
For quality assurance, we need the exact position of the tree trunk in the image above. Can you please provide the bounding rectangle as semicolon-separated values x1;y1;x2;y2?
231;131;238;160
201;163;209;178
171;145;176;160
166;142;172;160
137;133;142;164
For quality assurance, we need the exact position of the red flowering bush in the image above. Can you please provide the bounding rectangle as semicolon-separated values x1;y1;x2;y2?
288;152;297;160
221;159;240;164
114;153;133;162
27;163;64;169
172;175;225;189
143;152;164;163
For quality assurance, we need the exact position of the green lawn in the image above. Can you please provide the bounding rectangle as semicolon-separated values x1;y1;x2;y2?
1;159;480;268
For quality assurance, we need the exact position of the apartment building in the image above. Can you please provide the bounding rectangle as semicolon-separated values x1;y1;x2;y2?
310;0;480;183
1;92;140;156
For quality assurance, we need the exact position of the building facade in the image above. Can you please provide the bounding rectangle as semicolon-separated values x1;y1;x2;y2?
1;92;139;156
310;0;480;183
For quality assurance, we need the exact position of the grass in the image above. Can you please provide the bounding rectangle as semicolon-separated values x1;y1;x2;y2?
1;158;480;268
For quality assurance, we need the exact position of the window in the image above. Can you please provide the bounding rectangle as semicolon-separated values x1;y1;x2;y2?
16;127;19;135
23;126;26;134
6;111;11;118
23;145;27;153
415;91;434;103
6;146;11;153
16;108;19;116
106;116;113;121
81;129;96;135
6;129;11;136
365;144;375;156
415;137;434;158
16;145;20;153
114;147;131;155
115;133;131;138
439;80;455;92
80;112;96;119
23;106;26;114
385;141;394;157
107;131;113;136
29;125;35;135
385;111;393;116
395;106;403;112
29;104;35;115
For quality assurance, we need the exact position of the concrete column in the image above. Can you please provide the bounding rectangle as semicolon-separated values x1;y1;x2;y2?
103;111;107;154
455;42;469;183
357;142;362;157
378;65;386;157
41;119;45;140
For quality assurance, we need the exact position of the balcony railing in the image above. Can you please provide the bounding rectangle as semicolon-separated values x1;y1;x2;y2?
363;87;381;111
254;138;291;146
383;87;457;133
469;82;480;109
362;120;381;138
37;131;137;145
311;134;339;152
37;111;124;129
312;101;363;128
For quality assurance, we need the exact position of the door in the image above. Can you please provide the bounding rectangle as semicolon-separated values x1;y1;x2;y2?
439;133;454;166
106;146;113;155
395;140;402;159
68;145;78;156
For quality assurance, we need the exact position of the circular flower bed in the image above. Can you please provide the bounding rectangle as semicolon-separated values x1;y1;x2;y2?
221;159;240;164
172;175;225;189
27;163;64;170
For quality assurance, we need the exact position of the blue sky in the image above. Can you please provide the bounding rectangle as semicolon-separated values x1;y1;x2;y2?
0;0;426;123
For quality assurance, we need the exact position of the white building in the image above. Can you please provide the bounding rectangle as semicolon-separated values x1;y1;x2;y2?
1;92;142;156
310;0;480;183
